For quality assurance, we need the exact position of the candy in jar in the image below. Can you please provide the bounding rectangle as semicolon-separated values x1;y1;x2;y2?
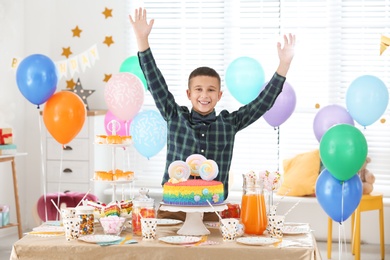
76;204;95;235
132;188;155;236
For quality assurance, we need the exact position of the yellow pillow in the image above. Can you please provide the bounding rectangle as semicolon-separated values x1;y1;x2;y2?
277;149;320;196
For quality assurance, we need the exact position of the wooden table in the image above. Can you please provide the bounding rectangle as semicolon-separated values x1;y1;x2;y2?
11;222;322;260
0;153;27;239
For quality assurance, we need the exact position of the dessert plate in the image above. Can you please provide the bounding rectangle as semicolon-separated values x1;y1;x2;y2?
236;237;280;246
32;225;64;233
156;219;183;226
78;234;122;244
158;236;201;245
283;223;310;235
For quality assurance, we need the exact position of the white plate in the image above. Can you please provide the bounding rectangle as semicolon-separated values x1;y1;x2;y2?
159;236;201;245
156;219;183;226
283;224;310;235
236;237;280;246
78;235;122;244
32;225;64;233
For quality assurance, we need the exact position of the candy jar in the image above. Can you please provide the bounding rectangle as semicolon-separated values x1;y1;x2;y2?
76;203;95;235
240;171;267;235
132;188;155;236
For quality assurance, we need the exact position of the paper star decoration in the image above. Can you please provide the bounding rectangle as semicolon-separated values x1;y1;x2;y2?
102;7;113;19
68;78;95;110
66;79;76;89
61;47;73;58
103;36;114;47
72;26;82;38
380;35;390;55
103;74;112;82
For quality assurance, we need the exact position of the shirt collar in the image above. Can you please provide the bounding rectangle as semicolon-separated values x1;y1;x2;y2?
191;109;216;124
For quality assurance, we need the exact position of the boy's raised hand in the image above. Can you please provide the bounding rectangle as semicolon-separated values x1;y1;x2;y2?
276;33;296;77
129;8;154;52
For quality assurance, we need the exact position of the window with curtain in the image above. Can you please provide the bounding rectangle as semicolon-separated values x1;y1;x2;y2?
126;0;390;198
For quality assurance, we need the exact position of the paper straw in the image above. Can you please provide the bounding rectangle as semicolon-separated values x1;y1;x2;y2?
76;189;91;207
206;200;223;221
283;199;301;217
50;199;62;216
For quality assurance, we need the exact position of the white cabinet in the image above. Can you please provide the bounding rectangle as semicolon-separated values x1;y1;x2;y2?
42;110;106;194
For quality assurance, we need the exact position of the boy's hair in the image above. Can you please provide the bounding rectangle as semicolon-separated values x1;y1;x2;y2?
188;66;221;88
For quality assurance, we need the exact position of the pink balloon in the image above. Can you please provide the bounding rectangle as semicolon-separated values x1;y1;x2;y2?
263;81;296;127
104;73;144;121
104;110;132;136
313;104;354;142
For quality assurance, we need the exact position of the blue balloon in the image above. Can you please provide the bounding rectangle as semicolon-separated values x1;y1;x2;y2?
225;56;265;104
316;169;362;223
16;54;58;106
346;75;389;127
130;110;167;159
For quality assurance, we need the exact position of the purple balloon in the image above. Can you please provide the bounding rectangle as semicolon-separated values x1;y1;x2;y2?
263;81;296;127
313;104;354;142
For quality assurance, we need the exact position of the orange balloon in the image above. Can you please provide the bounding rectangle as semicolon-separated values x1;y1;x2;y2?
43;91;86;145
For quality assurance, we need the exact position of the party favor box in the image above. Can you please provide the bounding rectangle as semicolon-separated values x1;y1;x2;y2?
0;128;13;145
0;205;10;226
0;144;17;155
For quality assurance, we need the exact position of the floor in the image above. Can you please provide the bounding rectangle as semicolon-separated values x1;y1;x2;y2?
1;232;389;260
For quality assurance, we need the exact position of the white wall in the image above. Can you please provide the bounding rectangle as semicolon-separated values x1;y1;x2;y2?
0;0;389;246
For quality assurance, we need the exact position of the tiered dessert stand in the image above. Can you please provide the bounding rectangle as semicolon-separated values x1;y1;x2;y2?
160;203;227;235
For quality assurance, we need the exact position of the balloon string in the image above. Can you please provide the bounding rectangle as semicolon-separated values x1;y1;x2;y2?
276;126;280;172
56;146;64;220
38;110;48;222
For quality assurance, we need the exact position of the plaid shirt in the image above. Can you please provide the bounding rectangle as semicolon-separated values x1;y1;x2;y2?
138;48;286;199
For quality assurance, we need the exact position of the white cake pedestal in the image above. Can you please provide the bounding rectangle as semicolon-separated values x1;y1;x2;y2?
160;203;227;236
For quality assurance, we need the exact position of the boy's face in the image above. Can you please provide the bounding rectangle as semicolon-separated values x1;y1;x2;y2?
187;75;222;116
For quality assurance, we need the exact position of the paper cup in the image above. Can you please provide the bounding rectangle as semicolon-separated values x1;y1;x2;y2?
63;217;81;241
61;208;76;219
219;218;239;242
268;215;285;239
141;218;158;241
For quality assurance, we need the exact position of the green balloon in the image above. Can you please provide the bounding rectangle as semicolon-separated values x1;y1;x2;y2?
319;124;367;181
119;56;147;91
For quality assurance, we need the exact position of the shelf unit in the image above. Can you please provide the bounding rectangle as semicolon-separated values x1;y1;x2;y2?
0;153;27;239
41;109;106;195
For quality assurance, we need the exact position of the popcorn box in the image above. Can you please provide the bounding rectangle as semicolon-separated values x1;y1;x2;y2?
0;144;17;155
0;128;13;145
0;205;10;226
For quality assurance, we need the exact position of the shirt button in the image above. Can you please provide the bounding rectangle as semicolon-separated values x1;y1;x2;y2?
201;149;204;153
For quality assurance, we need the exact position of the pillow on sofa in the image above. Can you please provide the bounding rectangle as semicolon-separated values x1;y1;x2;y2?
277;149;321;196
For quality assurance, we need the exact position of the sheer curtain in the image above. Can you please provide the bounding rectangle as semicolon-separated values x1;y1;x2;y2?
126;0;390;198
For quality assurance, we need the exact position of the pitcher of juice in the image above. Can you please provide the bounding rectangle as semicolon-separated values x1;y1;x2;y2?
240;172;267;235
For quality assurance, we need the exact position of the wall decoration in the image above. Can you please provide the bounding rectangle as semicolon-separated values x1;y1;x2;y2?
380;35;390;55
66;79;76;89
102;7;113;19
103;74;112;82
103;36;114;47
66;78;95;110
71;26;82;38
61;47;73;58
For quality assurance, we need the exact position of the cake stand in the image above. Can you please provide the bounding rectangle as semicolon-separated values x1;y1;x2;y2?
160;203;227;236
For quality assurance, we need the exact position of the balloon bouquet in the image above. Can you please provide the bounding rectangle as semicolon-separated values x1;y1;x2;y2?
16;54;87;221
105;58;167;159
225;56;297;128
313;75;388;258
